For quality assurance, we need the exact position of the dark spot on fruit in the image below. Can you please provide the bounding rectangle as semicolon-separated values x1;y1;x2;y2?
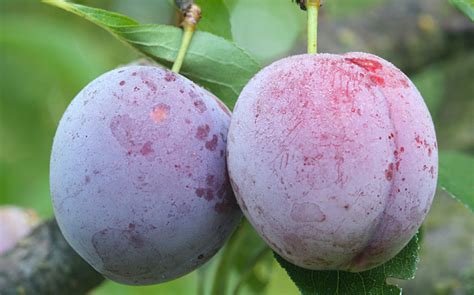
140;141;154;156
164;72;176;82
85;175;91;184
217;175;230;198
395;161;401;171
195;188;205;198
132;72;137;76
143;80;157;92
196;124;210;140
205;189;214;201
194;99;207;113
214;194;238;214
350;108;362;115
400;79;409;88
206;175;215;186
415;135;421;143
385;163;394;181
343;204;350;210
205;135;218;151
189;91;199;99
304;154;324;166
429;166;435;179
345;58;383;72
369;75;385;86
119;80;126;86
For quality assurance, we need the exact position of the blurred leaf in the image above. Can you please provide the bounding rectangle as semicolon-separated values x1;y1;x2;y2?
43;0;259;107
275;233;421;295
195;0;233;40
449;0;474;21
324;0;385;17
436;52;474;152
210;220;273;295
229;0;305;63
91;271;197;295
411;64;444;117
438;151;474;212
112;0;175;25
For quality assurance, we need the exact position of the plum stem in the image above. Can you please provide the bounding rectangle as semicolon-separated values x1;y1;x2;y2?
172;4;201;73
307;0;320;54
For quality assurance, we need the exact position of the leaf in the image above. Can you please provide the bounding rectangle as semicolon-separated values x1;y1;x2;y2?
275;233;421;295
411;64;445;117
43;0;260;108
210;220;273;295
229;0;306;63
449;0;474;21
195;0;233;40
438;151;474;212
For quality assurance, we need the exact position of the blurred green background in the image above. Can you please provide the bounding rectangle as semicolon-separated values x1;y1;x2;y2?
0;0;473;294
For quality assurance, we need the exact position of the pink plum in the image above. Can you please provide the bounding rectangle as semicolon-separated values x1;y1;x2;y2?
227;52;437;272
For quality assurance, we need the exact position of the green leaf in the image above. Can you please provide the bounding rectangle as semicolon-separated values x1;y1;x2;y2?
275;233;421;295
195;0;233;40
411;64;445;117
43;0;260;108
438;151;474;212
449;0;474;21
210;220;273;294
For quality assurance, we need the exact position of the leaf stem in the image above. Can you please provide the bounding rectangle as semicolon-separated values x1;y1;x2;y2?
172;4;201;73
307;0;320;54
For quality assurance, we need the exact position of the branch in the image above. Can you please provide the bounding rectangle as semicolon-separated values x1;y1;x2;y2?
0;219;104;294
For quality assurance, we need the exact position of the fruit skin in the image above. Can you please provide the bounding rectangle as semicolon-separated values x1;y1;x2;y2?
227;52;437;272
50;66;241;285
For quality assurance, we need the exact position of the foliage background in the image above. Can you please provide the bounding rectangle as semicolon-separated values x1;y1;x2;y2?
0;0;473;294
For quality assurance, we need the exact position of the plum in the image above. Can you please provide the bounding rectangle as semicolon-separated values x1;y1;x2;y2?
227;52;437;272
50;66;241;285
